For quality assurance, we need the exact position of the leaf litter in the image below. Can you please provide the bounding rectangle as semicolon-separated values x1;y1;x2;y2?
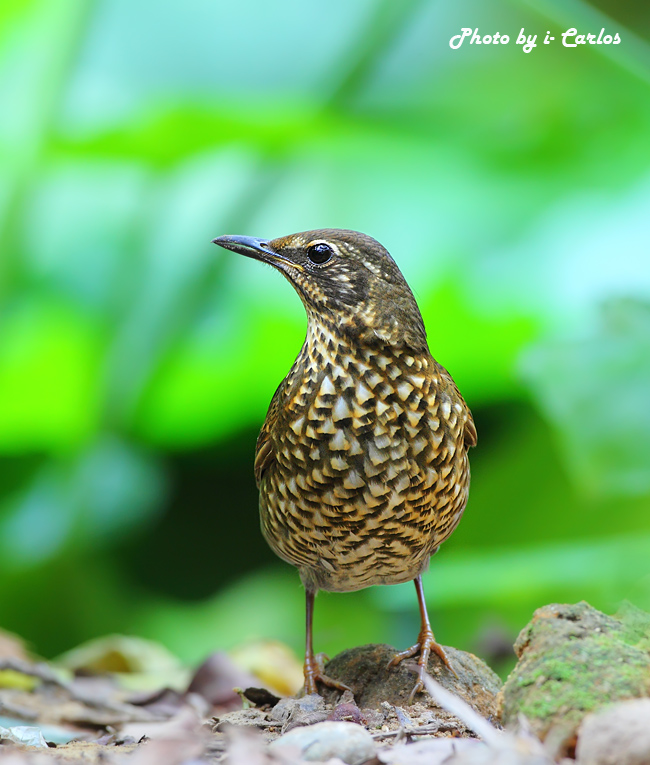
1;613;646;764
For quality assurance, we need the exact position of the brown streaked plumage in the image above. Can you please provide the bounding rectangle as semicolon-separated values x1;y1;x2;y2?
212;229;476;701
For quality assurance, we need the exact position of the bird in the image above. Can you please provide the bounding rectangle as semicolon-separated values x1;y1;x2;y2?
212;229;476;702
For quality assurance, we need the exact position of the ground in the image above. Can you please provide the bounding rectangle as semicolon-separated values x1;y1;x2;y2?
1;602;649;764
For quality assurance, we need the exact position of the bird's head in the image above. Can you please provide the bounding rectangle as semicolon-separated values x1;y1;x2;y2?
212;229;428;352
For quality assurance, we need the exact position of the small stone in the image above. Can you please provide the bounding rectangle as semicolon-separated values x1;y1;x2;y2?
327;701;365;724
270;693;326;723
270;720;376;764
269;693;329;731
576;698;650;765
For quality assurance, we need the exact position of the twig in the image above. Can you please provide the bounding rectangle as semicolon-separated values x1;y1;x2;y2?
371;722;443;740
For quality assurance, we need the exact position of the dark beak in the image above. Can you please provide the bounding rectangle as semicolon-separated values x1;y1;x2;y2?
211;235;280;264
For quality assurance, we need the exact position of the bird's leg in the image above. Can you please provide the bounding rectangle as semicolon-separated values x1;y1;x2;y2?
303;588;351;695
388;575;456;703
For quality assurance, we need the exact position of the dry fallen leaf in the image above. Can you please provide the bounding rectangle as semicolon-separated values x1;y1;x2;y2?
127;735;205;765
56;635;189;692
188;651;258;707
119;705;202;742
229;641;303;697
223;723;304;765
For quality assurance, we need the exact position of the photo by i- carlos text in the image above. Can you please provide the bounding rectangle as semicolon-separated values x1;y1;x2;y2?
450;27;622;53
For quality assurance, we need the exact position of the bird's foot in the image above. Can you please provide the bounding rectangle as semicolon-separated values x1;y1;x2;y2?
303;652;352;696
388;626;457;704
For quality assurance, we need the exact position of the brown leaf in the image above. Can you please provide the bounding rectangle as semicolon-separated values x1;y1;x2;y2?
187;652;257;706
127;736;205;765
223;724;303;765
119;706;202;742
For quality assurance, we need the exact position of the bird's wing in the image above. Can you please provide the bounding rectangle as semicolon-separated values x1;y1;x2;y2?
463;410;478;448
434;361;477;448
253;380;283;487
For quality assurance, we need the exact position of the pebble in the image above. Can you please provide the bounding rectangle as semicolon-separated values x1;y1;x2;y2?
270;693;326;723
576;698;650;765
270;720;376;764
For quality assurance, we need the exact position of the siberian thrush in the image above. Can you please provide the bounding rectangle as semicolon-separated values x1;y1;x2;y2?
212;229;476;701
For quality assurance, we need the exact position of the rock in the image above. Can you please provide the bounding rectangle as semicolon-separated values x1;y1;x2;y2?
499;602;650;756
320;643;501;718
327;700;365;724
270;720;376;764
271;693;327;721
576;698;650;765
270;693;329;730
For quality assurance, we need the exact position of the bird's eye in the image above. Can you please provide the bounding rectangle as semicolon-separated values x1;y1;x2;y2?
307;243;334;265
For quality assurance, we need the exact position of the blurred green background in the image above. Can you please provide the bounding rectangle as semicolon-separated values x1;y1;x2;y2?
1;0;649;677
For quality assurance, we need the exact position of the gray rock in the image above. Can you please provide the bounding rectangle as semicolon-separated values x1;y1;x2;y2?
270;693;329;731
270;720;376;764
576;698;650;765
270;693;327;723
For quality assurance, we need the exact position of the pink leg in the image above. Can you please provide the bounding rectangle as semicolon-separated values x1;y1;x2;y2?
388;575;456;703
303;588;351;695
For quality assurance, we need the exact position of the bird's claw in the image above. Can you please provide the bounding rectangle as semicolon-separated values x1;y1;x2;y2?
303;654;351;696
388;627;457;703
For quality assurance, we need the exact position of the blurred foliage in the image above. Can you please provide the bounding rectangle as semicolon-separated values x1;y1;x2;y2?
0;0;649;674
